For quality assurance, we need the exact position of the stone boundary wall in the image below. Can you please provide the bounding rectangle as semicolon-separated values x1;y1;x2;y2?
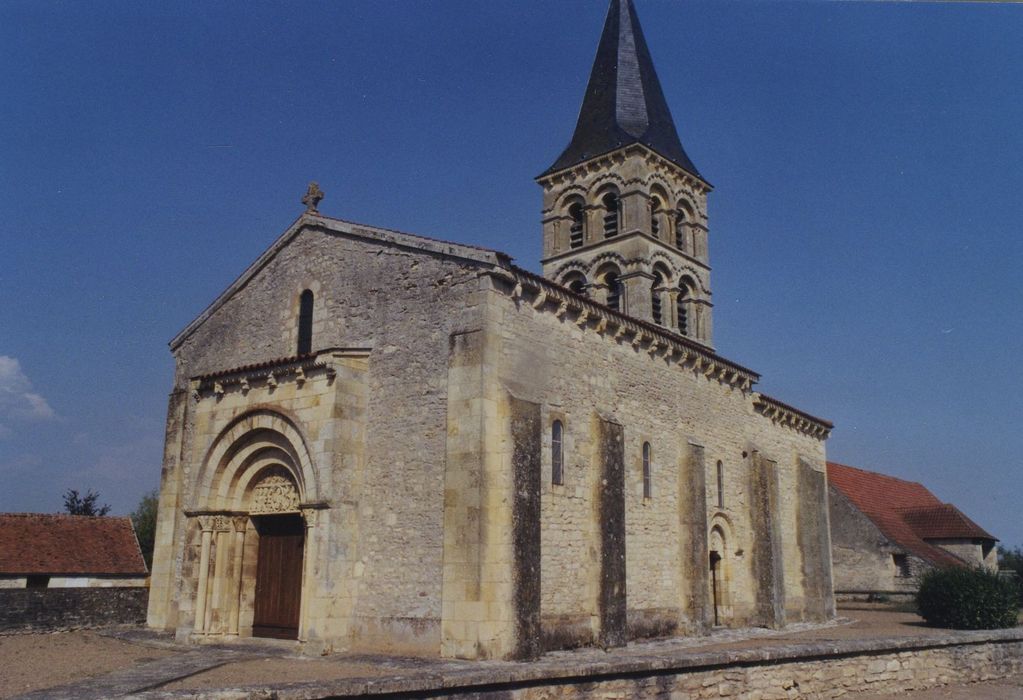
143;628;1023;699
0;587;148;633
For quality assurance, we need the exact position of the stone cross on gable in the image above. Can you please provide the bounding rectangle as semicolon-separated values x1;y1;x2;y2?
302;182;324;213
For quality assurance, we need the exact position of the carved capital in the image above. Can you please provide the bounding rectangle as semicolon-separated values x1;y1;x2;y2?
196;515;215;532
300;507;319;529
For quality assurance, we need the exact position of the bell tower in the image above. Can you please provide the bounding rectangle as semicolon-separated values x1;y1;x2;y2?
537;0;714;347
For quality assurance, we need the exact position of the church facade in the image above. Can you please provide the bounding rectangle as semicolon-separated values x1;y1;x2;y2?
147;0;835;660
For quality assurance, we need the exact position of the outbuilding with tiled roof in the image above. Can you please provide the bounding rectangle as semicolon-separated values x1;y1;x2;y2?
827;462;997;600
0;513;148;589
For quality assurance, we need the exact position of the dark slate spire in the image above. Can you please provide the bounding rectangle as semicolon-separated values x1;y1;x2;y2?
542;0;702;179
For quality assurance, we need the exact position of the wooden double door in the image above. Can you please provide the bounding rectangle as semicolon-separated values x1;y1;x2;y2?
252;514;305;640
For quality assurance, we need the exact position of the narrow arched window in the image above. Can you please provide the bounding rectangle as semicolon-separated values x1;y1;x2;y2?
642;442;652;499
297;290;314;355
651;272;663;326
605;271;622;312
650;196;662;238
552;420;564;485
676;208;687;250
568;278;586;296
568;202;585;249
678;282;691;336
716;460;725;508
602;193;620;238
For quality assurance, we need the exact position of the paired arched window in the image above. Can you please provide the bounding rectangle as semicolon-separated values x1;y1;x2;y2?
716;460;725;508
568;201;585;249
604;271;623;312
601;192;620;238
551;420;564;485
642;442;652;499
297;290;314;355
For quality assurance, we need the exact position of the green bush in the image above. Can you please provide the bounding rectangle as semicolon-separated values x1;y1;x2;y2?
916;566;1019;630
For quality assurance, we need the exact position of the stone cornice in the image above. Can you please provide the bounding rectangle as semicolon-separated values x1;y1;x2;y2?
536;144;713;194
753;393;833;440
541;230;711;274
488;266;758;392
190;348;364;401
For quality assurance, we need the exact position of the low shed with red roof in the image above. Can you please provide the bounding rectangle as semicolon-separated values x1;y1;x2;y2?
0;513;148;589
827;462;997;599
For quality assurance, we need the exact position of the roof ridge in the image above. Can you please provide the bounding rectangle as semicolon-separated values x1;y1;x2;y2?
0;512;129;520
826;461;928;490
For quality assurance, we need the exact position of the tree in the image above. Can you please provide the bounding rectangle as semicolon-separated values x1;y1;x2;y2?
131;489;159;571
62;488;110;516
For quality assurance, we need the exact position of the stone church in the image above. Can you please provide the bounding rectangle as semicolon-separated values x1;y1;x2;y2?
148;0;836;659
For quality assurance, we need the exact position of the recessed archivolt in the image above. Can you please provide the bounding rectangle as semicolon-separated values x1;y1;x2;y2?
649;251;679;277
553;259;590;281
709;513;734;545
589;251;628;274
588;175;625;202
193;409;318;512
556;186;588;211
679;266;711;296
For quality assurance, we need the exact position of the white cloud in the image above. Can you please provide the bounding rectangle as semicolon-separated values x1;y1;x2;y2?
0;356;56;435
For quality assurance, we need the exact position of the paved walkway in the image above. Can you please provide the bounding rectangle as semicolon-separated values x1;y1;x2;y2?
13;648;249;700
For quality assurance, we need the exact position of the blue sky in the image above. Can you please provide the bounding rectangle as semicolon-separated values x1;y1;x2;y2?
2;1;1021;547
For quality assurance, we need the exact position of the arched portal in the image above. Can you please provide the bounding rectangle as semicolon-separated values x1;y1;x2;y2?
189;411;319;642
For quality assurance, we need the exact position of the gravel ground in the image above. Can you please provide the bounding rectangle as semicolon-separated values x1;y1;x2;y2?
0;630;178;699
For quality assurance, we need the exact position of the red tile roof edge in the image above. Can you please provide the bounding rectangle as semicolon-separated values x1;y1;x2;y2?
0;513;148;576
826;462;993;569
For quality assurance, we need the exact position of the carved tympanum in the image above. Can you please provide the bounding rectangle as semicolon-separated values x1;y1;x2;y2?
250;473;300;515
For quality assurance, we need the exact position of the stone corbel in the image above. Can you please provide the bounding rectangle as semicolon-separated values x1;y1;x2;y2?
213;382;225;398
532;288;548;310
555;301;569;319
239;377;250;394
575;308;589;327
295;366;306;387
266;373;278;389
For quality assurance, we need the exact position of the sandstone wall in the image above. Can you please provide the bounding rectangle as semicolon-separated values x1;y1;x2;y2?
152;221;491;654
486;281;833;648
